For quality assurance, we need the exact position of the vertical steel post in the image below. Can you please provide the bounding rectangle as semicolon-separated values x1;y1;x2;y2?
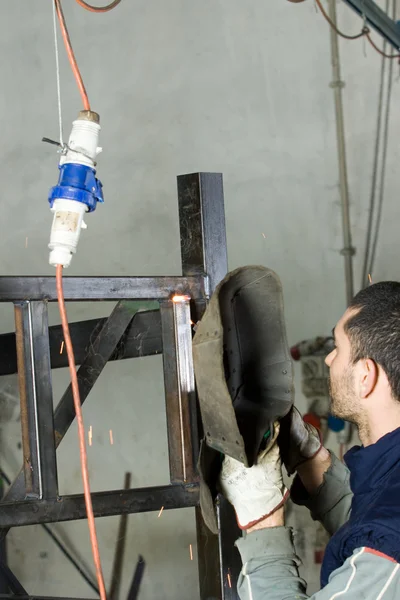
177;173;241;599
14;301;58;500
161;296;197;484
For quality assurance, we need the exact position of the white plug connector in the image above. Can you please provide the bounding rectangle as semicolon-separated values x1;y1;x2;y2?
48;111;102;268
49;199;88;268
60;111;101;168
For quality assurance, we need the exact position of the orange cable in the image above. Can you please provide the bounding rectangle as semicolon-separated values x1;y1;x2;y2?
56;265;106;600
314;0;365;40
314;0;400;60
54;0;91;111
75;0;122;12
366;32;400;59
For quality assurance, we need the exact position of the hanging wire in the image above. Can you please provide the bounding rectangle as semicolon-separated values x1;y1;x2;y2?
54;0;91;110
367;0;396;278
360;21;387;289
52;0;64;146
314;0;400;59
366;32;400;59
315;0;365;39
75;0;122;12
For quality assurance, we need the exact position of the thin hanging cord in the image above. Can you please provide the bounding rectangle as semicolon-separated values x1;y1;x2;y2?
52;0;64;146
315;0;366;40
75;0;122;12
368;0;396;277
361;26;387;289
54;0;91;111
56;265;106;600
314;0;400;59
366;32;400;59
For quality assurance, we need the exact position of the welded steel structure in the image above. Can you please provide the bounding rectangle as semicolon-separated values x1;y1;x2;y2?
0;173;241;600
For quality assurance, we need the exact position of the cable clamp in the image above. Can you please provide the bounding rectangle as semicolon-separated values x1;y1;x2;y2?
340;246;356;257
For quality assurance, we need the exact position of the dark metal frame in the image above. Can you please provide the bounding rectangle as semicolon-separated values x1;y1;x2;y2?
0;173;240;599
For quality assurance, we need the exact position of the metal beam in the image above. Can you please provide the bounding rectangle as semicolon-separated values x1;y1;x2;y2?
178;173;240;599
178;173;228;293
14;301;58;500
160;298;197;484
0;276;208;302
0;310;162;376
0;484;199;528
342;0;400;50
0;596;91;600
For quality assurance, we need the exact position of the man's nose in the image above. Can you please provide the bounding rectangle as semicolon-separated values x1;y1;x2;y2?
325;350;334;367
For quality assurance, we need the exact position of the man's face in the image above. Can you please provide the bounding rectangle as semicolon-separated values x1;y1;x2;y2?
325;309;360;423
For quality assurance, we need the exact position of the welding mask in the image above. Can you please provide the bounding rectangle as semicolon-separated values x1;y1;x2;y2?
193;266;294;533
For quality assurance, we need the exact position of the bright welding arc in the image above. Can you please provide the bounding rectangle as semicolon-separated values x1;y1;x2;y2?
54;0;91;110
56;265;106;600
75;0;122;12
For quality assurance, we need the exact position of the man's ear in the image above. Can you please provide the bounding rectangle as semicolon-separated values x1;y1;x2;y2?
359;358;378;399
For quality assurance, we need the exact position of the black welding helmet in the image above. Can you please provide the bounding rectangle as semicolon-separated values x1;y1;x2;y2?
193;266;294;532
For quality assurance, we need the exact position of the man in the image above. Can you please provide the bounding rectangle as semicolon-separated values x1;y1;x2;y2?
220;281;400;599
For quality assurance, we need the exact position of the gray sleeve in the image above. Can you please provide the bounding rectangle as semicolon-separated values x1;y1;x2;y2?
291;452;353;535
236;527;400;600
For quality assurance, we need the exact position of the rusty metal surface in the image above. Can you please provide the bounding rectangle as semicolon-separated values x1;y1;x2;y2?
14;301;58;500
0;484;199;527
0;276;208;302
160;299;196;484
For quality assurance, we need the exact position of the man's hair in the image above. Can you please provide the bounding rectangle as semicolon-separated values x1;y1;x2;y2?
345;281;400;401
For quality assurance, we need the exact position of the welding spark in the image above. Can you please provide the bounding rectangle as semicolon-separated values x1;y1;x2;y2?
109;429;114;445
227;573;232;588
368;274;372;284
189;544;193;561
88;425;93;447
158;506;164;518
172;295;191;303
60;341;64;354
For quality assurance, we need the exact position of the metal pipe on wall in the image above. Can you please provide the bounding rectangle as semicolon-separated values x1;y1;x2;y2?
328;0;356;306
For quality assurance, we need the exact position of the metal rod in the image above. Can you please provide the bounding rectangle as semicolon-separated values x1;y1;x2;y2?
108;472;131;600
178;173;239;599
127;555;146;600
0;276;208;302
0;309;162;376
14;301;58;499
328;0;355;306
0;484;199;528
160;299;196;484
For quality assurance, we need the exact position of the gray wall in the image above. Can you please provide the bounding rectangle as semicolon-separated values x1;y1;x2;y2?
0;0;398;598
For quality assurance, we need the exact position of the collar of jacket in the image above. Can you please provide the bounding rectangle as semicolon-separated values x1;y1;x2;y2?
344;426;400;495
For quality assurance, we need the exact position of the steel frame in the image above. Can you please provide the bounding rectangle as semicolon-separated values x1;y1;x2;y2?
0;173;240;599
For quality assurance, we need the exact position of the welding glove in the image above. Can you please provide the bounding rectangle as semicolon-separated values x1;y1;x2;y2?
219;423;289;530
278;407;322;476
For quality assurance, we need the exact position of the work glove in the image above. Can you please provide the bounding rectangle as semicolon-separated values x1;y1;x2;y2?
278;407;322;476
219;423;289;530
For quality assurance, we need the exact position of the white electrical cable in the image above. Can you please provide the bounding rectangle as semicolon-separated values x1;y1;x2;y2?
52;0;64;147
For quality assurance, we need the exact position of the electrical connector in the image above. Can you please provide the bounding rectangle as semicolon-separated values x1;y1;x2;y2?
48;110;104;268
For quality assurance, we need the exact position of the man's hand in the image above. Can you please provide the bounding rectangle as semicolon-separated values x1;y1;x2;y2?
219;424;289;530
278;407;323;475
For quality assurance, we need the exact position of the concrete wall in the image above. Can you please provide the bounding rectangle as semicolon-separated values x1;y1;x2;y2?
0;0;399;598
